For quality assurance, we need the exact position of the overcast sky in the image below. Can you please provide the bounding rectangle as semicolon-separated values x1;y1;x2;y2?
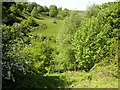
29;0;116;10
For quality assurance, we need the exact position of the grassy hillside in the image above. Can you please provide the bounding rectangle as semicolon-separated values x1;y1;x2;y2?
34;17;64;37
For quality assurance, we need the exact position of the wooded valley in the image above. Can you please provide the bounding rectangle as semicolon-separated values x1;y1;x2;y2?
1;1;119;89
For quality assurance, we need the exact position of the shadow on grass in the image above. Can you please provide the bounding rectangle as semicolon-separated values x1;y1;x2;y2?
2;73;69;89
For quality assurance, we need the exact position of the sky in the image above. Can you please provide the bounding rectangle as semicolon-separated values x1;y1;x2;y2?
29;0;116;10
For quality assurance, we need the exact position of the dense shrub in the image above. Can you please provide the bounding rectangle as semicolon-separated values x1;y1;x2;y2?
49;5;58;17
57;15;64;20
73;2;119;71
21;17;39;27
39;23;47;30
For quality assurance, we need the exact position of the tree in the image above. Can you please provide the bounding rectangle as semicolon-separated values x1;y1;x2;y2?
49;5;58;17
16;2;24;11
85;4;100;18
58;7;62;12
31;2;37;8
57;8;70;19
43;6;49;12
61;8;70;17
37;4;43;13
73;2;119;71
26;3;33;13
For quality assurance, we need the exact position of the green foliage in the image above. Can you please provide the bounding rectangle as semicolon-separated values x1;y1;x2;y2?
73;2;118;71
31;7;37;17
2;2;25;25
85;4;100;18
56;11;83;71
16;2;25;11
21;17;39;27
17;35;55;74
58;8;70;17
49;10;58;17
57;8;70;20
10;4;23;17
57;14;64;20
2;1;118;89
49;5;58;17
37;4;43;13
31;2;37;8
39;23;47;30
10;5;16;12
43;6;49;12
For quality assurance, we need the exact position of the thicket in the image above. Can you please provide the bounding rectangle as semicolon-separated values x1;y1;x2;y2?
72;2;119;71
2;2;57;88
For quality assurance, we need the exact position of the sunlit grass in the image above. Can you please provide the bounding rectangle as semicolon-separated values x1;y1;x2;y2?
34;17;64;37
